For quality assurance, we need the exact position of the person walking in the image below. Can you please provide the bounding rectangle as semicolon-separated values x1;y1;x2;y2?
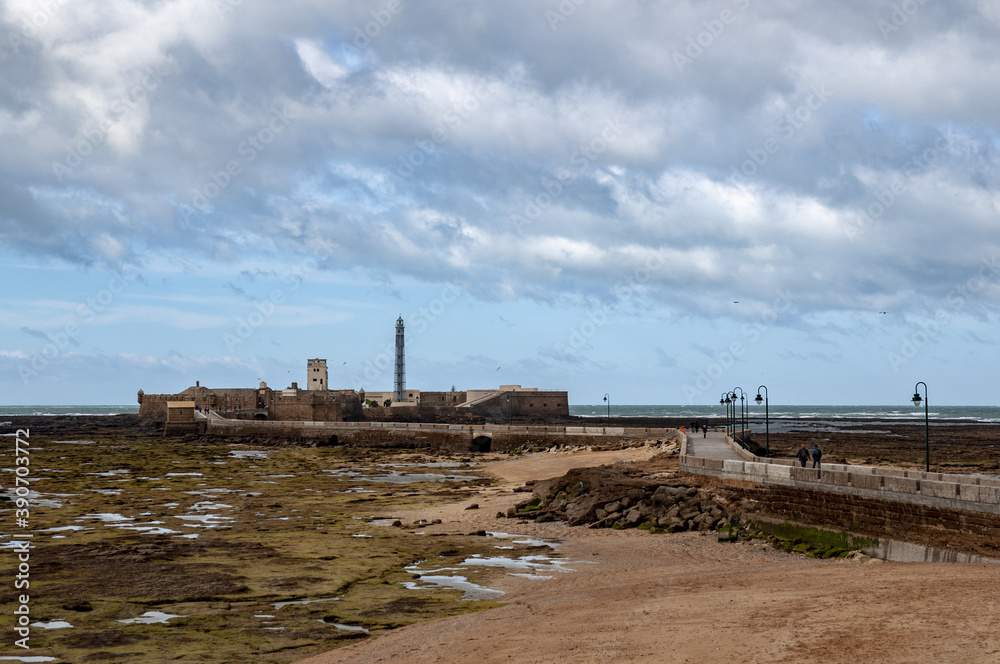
796;443;809;467
811;444;822;469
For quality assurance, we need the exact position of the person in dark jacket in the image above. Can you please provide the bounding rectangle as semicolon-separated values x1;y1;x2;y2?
796;444;810;467
811;444;822;468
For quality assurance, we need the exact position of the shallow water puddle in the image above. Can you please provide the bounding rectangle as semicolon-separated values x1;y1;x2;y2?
118;611;186;624
487;531;560;549
76;513;133;523
174;514;236;528
400;570;505;601
229;450;270;459
30;621;72;630
318;619;369;632
0;488;68;509
36;525;90;534
460;554;575;574
191;501;234;510
272;596;341;610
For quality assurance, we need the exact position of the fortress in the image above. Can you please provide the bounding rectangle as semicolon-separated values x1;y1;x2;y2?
137;317;568;426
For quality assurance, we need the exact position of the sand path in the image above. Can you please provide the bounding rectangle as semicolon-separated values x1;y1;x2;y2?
297;448;1000;664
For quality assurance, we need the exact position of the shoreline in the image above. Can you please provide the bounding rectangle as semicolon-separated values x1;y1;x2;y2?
295;447;1000;664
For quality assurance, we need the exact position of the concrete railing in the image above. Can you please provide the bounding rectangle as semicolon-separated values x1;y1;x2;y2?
681;436;1000;516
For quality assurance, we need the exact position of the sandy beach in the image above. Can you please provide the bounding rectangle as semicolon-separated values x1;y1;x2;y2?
298;448;1000;664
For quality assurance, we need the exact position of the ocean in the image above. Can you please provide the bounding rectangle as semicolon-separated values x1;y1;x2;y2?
2;404;998;423
569;404;1000;430
0;405;141;416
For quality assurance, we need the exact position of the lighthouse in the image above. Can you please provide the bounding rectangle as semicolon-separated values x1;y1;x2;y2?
394;316;405;403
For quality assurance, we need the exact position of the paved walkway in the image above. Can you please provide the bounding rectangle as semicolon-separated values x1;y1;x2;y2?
684;428;742;461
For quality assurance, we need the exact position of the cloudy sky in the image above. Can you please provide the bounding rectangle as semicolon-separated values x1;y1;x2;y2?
2;0;1000;406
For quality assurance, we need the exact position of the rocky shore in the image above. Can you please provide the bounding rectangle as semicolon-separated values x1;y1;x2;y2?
506;458;741;534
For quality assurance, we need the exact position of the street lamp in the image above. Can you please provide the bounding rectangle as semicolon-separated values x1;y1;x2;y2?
506;393;512;426
912;382;930;472
733;387;748;447
603;393;610;426
723;393;733;439
755;385;769;458
720;393;729;438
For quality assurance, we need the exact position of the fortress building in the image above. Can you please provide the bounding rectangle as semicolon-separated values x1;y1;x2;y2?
138;319;569;425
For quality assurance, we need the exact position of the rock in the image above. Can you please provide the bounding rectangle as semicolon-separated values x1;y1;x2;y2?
679;508;701;521
63;600;93;612
604;500;621;513
620;496;633;509
465;503;479;510
392;520;403;527
625;509;643;526
596;508;608;520
495;512;505;519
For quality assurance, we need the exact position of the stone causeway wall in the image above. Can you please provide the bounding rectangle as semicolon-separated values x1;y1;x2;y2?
680;433;1000;516
679;432;1000;558
205;418;680;453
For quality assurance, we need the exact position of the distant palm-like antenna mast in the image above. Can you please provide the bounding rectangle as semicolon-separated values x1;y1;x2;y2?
394;316;405;403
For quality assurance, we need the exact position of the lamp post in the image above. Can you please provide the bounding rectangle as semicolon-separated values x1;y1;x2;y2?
506;393;512;426
755;385;769;458
603;394;610;426
911;382;930;472
733;387;748;447
723;393;732;439
720;393;729;438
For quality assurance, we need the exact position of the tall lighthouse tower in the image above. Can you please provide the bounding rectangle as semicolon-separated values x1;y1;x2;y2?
394;316;405;403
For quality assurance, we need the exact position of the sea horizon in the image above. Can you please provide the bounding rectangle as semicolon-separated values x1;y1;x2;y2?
3;403;1000;423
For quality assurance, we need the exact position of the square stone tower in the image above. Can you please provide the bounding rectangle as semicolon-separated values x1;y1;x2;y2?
307;358;328;391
